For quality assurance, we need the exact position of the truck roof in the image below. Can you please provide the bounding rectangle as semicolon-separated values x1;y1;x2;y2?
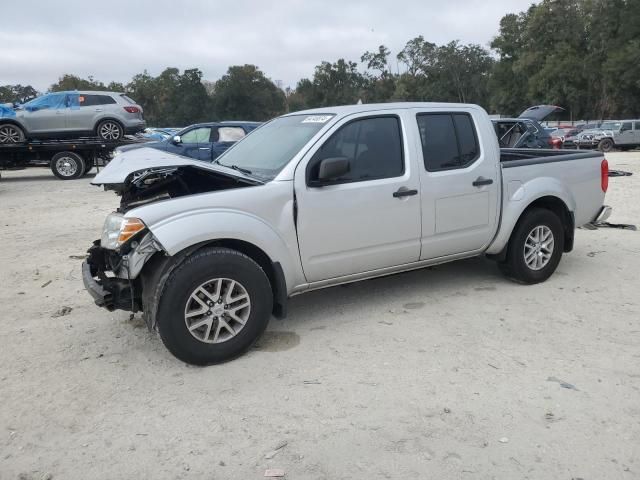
286;102;486;117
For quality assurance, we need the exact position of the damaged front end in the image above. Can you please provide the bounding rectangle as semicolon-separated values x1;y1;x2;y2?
111;164;260;212
83;155;263;322
82;230;162;313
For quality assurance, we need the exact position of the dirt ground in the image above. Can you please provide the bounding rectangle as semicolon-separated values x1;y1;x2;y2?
1;152;638;480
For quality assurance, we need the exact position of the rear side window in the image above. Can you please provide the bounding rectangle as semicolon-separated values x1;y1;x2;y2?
217;127;246;142
308;116;404;184
79;94;117;106
417;113;480;171
98;95;116;105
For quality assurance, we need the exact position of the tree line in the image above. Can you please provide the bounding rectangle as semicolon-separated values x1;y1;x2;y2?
1;0;638;125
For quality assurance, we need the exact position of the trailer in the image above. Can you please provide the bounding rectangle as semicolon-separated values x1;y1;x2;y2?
0;137;147;180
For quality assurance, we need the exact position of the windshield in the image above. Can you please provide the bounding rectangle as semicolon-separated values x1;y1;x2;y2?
215;114;334;180
599;122;621;131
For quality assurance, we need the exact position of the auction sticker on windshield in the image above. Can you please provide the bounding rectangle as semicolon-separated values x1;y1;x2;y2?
302;115;332;123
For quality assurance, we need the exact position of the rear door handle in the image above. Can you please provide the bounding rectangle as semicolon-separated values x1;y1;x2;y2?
472;177;494;187
95;108;103;112
393;188;418;198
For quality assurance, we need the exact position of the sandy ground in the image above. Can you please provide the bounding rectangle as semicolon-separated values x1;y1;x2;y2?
0;153;639;480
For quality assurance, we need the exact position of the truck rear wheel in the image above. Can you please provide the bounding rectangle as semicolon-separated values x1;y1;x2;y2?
156;247;273;365
50;152;86;180
499;208;564;284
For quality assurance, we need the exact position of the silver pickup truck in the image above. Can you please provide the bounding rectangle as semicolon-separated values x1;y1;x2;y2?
83;103;612;365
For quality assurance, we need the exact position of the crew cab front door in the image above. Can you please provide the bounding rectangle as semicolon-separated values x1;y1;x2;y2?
617;121;635;146
172;126;212;161
294;112;422;283
413;109;500;259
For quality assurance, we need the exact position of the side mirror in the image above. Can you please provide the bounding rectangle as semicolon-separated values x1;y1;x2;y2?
172;135;182;144
316;157;350;183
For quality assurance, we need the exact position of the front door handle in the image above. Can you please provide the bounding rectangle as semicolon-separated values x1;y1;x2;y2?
393;188;418;198
199;147;211;150
472;177;494;187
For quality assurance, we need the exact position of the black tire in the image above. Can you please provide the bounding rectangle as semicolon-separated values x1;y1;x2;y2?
0;123;25;144
96;119;124;141
598;138;614;152
156;247;273;365
50;152;86;180
499;208;564;284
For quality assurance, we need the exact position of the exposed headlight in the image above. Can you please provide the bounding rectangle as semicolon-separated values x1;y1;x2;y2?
101;213;146;250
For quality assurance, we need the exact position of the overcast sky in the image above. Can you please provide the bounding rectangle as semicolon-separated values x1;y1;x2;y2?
1;0;537;92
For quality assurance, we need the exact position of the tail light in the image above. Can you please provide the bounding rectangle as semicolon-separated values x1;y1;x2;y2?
549;137;562;149
601;159;609;192
123;106;140;113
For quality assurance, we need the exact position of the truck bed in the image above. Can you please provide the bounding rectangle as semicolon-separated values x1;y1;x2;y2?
500;148;603;166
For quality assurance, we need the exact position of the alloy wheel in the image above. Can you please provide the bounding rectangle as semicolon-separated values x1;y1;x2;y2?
0;125;22;143
184;278;251;344
523;225;554;271
99;122;122;140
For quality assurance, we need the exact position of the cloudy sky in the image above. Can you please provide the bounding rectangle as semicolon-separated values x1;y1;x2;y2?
1;0;537;92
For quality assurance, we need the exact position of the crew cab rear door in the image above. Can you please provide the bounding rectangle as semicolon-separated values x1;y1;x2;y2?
294;110;422;282
412;108;500;259
211;126;247;160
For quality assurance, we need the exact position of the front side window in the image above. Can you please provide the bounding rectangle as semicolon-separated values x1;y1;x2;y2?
23;93;67;111
181;127;211;144
419;113;480;171
307;116;404;184
621;122;633;131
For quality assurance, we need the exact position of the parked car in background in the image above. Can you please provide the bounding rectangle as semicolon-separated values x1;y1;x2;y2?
83;102;610;364
141;127;181;141
116;121;261;162
0;91;145;144
492;105;564;149
566;120;640;152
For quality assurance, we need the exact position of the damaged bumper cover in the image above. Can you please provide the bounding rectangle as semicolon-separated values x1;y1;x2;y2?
82;232;162;312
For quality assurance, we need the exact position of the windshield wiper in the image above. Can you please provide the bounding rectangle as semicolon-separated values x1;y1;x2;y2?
228;164;253;175
213;159;253;175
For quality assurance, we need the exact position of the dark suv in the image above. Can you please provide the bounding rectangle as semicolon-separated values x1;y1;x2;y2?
493;105;564;149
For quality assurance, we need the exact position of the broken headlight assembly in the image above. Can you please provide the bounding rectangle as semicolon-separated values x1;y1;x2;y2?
101;213;146;250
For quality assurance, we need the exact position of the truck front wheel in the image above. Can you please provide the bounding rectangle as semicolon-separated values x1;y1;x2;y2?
598;138;614;152
156;247;273;365
499;208;564;284
51;152;86;180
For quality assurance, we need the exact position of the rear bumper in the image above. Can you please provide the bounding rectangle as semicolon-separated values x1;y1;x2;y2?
124;121;146;135
583;205;613;230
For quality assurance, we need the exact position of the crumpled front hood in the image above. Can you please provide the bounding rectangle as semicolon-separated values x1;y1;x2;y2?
92;147;253;186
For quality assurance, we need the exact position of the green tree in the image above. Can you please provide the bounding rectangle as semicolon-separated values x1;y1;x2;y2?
50;74;107;91
361;45;396;102
214;65;286;121
0;84;38;103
